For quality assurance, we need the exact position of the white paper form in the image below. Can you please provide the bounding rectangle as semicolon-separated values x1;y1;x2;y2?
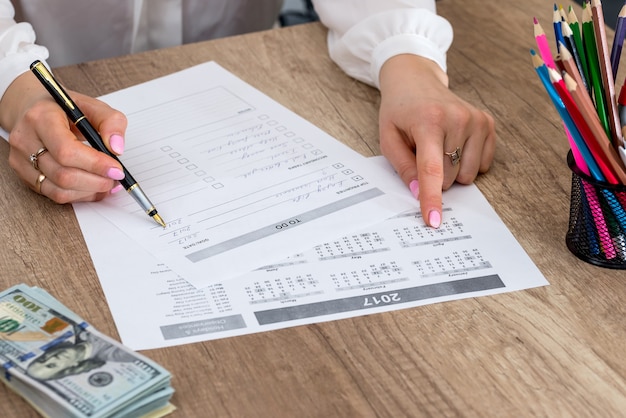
75;157;549;350
82;62;411;287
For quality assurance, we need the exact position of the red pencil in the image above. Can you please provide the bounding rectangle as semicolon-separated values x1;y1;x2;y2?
563;72;626;184
549;68;621;184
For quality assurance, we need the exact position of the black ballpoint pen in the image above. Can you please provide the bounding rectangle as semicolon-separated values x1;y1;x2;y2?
30;60;166;227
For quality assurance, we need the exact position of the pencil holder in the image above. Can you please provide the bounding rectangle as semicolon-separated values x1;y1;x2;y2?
566;151;626;269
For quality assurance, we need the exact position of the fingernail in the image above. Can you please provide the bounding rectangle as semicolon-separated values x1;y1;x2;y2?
106;167;125;180
428;210;442;228
409;180;419;199
110;184;125;194
110;134;125;155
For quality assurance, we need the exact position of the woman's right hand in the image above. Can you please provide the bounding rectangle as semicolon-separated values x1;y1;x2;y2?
0;70;129;202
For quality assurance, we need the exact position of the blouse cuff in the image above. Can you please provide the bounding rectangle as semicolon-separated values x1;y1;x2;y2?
326;9;453;89
0;22;49;111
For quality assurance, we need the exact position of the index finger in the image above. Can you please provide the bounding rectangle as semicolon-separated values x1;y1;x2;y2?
414;127;445;228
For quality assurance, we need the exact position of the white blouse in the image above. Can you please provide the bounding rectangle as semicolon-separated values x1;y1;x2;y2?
0;0;452;109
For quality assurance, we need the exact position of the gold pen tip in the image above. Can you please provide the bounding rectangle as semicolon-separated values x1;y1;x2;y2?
153;214;166;228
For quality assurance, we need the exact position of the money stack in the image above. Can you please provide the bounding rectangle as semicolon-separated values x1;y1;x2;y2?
0;284;175;418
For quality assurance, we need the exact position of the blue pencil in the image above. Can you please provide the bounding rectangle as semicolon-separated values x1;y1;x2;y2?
553;4;566;52
532;50;605;180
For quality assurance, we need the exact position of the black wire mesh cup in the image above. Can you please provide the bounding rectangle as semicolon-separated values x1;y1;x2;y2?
566;151;626;269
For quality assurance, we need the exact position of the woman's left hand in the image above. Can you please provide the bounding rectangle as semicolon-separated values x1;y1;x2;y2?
378;54;496;227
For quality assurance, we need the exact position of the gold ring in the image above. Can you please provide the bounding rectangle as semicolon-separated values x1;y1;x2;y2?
36;173;46;194
29;147;48;171
445;147;462;166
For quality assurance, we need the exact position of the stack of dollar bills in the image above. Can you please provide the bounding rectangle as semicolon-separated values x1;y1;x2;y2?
0;284;175;418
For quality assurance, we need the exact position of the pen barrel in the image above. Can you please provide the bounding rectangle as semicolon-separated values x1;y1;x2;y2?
77;122;157;217
127;184;159;217
74;119;137;189
30;61;85;122
30;60;138;189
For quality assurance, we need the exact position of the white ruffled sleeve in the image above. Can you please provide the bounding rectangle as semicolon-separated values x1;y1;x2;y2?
312;0;453;88
0;1;49;106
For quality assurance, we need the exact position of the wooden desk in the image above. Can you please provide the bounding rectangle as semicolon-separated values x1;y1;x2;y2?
2;1;625;416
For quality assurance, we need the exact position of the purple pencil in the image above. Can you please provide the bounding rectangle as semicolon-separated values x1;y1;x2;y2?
611;4;626;79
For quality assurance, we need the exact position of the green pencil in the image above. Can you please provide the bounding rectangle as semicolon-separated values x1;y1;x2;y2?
568;5;591;94
581;1;610;138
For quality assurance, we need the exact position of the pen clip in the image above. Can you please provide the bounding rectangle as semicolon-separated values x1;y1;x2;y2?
30;61;76;111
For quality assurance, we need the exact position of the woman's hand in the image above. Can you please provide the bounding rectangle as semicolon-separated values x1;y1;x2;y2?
0;71;128;202
379;54;496;227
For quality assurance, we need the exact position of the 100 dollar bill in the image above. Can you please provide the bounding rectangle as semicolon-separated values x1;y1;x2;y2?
0;284;173;418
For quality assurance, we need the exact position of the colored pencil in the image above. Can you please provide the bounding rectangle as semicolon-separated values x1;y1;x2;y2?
552;69;620;183
575;178;602;256
534;17;557;69
548;67;604;179
599;188;626;238
560;22;589;90
559;4;569;23
553;4;566;52
610;4;626;79
531;50;590;174
618;190;626;209
581;178;616;258
590;0;623;147
568;5;592;93
558;41;588;96
582;2;610;138
615;234;626;261
531;4;626;262
563;72;626;184
618;82;626;167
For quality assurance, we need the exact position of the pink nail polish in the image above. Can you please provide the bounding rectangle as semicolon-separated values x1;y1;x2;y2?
409;180;419;199
106;167;125;180
110;184;124;194
428;210;442;228
110;134;125;155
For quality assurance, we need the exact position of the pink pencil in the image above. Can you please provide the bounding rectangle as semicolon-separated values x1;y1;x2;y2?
531;50;589;174
534;17;557;69
566;128;591;176
582;181;617;259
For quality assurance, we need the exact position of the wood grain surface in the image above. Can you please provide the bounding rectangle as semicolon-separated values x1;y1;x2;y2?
1;1;625;416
